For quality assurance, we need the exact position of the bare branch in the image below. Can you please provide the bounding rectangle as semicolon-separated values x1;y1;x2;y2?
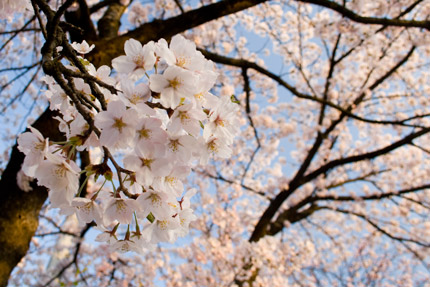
297;0;430;30
322;206;430;247
240;68;261;183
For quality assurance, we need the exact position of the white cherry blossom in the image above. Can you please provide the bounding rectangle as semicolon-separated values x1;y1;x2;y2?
112;39;156;77
71;40;95;54
136;189;177;220
134;117;168;154
104;197;137;225
149;65;197;109
94;100;138;149
123;145;170;187
35;153;80;208
143;216;181;244
71;198;103;226
0;0;31;19
168;34;205;71
17;126;49;177
168;103;206;136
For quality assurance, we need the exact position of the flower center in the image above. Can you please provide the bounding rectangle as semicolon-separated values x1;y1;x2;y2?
215;116;225;127
140;158;153;168
168;139;180;152
168;77;181;89
112;117;126;133
176;57;187;68
133;55;145;68
138;128;151;139
207;140;218;153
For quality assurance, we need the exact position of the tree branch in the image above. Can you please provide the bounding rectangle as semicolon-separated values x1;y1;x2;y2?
200;49;425;128
297;0;430;30
89;0;268;66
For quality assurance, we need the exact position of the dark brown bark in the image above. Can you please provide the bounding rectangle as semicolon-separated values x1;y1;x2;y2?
0;109;62;287
88;0;268;66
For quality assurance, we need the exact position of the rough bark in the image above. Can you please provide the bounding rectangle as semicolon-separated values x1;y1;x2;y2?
0;109;62;287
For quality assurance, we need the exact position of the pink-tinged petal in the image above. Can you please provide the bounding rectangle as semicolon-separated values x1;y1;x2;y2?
97;65;111;78
159;88;179;109
104;198;135;224
142;42;156;70
112;55;136;74
99;129;120;147
149;74;168;92
151;158;171;177
156;38;175;65
107;100;126;116
124;38;142;57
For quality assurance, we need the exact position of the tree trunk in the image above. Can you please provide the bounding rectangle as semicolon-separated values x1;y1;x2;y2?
0;109;63;286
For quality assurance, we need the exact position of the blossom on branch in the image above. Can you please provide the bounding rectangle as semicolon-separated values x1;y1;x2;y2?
17;34;240;254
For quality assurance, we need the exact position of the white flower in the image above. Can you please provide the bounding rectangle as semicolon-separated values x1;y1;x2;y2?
71;40;95;54
54;116;71;139
152;165;190;197
168;34;205;71
204;95;240;144
149;66;197;109
17;169;33;192
155;38;176;66
47;84;71;113
110;239;143;254
17;126;49;177
94;101;138;149
180;188;196;210
175;189;197;237
165;131;197;164
199;136;232;165
136;189;178;220
175;208;197;237
87;65;115;85
71;198;103;226
135;117;168;154
35;153;80;208
131;230;156;251
123;145;170;187
142;217;181;243
168;103;206;136
95;225;118;244
104;198;137;225
73;78;92;98
112;39;156;77
120;79;151;107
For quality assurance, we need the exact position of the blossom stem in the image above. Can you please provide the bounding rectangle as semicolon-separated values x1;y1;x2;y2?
125;224;131;241
50;141;69;145
67;145;76;160
91;178;107;200
76;175;89;197
111;180;117;196
134;212;141;234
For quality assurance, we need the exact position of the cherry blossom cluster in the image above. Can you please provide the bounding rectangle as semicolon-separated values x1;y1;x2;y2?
0;0;31;19
17;35;240;253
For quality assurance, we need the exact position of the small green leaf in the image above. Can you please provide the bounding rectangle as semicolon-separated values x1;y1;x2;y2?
79;58;90;66
104;170;113;181
147;212;155;223
230;95;240;104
